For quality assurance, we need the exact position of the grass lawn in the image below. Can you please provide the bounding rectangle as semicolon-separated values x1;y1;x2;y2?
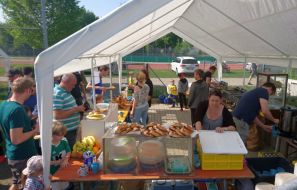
222;70;248;78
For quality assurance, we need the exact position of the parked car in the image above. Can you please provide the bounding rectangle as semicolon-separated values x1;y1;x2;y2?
170;56;199;74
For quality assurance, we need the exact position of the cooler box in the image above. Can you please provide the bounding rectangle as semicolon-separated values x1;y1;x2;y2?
246;157;293;183
198;130;247;170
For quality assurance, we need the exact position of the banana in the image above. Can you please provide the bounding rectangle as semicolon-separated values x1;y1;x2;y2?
76;141;82;148
87;136;96;144
82;138;87;145
85;138;93;147
73;144;77;152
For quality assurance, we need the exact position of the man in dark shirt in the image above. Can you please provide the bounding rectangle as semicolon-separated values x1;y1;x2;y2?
71;72;87;120
203;65;217;86
233;82;279;143
188;69;209;126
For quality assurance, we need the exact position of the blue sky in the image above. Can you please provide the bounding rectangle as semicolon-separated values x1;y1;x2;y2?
0;0;129;22
78;0;129;17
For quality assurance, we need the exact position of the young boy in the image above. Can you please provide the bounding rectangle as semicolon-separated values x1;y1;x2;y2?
50;121;71;189
22;155;47;190
178;73;188;111
167;79;178;107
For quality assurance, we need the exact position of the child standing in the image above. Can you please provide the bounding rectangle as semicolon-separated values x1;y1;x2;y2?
167;79;178;107
178;73;188;111
22;155;46;190
50;121;71;190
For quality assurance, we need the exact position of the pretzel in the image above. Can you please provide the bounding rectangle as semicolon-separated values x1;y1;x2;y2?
180;128;192;136
155;128;165;136
150;130;161;137
184;125;194;132
175;129;184;137
143;130;153;137
169;131;180;138
154;125;168;133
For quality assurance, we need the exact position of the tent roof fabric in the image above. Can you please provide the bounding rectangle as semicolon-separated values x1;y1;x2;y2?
36;0;297;75
34;0;297;186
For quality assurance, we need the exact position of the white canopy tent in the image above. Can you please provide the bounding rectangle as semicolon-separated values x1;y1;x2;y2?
34;0;297;185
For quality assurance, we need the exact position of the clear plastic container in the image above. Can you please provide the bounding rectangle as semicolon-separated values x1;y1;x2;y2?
138;140;165;171
107;136;137;173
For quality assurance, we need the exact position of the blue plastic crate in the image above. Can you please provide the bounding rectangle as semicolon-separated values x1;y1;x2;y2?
152;180;173;190
175;180;194;190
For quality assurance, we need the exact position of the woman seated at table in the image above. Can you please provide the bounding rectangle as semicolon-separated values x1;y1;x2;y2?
195;89;236;133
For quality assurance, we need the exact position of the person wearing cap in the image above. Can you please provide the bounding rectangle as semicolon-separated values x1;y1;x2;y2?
0;77;39;190
7;68;23;98
131;71;150;126
22;155;47;190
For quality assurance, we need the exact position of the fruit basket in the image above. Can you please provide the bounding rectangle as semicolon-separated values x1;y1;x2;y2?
71;136;101;158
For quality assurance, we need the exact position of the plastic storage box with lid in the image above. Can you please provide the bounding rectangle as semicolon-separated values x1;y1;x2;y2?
104;136;137;173
197;130;248;170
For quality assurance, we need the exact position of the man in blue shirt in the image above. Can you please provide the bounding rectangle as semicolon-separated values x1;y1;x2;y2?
86;66;114;103
233;82;279;143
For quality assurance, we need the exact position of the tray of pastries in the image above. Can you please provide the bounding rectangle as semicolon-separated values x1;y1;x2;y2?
168;122;194;137
115;122;143;135
112;96;132;109
141;122;168;137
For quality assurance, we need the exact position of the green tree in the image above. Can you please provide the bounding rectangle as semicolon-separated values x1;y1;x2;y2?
0;23;14;53
0;0;97;50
